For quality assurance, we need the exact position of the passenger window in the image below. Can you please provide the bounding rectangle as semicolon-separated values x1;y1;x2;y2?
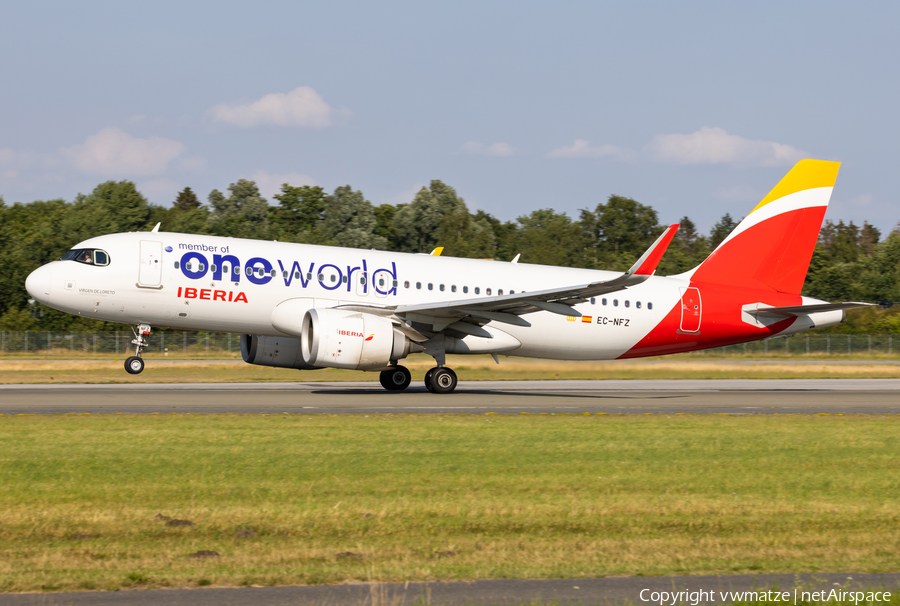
486;288;492;295
613;299;619;307
428;283;433;290
222;264;229;274
360;277;366;285
246;267;253;276
499;289;504;295
510;290;515;294
416;282;421;289
648;302;653;310
404;281;410;288
258;268;264;276
392;280;398;287
294;271;300;279
463;286;468;293
270;270;276;277
451;285;457;292
625;300;630;308
636;301;641;309
590;297;595;305
307;273;312;280
174;261;180;269
332;275;337;283
211;265;218;274
343;276;348;283
440;284;445;292
602;298;607;305
318;273;324;280
199;264;205;272
378;278;384;286
234;266;240;275
282;270;288;278
475;287;480;294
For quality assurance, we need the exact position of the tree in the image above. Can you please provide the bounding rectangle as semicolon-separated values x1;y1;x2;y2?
173;187;201;211
474;210;519;261
514;209;580;267
208;180;269;238
373;203;400;250
271;184;328;239
586;195;661;270
393;180;467;253
709;213;738;249
320;186;388;250
437;208;496;259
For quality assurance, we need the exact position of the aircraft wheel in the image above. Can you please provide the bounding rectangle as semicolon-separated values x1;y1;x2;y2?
424;367;436;393
429;367;458;394
125;356;145;375
380;366;411;391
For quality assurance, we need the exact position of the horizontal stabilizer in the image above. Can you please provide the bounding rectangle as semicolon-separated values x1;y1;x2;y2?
745;302;875;317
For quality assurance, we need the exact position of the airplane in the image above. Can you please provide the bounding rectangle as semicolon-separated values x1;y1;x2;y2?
25;159;870;393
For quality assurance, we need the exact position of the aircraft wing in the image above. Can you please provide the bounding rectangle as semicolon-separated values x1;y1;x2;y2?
364;224;680;334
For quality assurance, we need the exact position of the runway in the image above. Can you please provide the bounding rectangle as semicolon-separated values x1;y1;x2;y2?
1;572;898;606
2;379;900;414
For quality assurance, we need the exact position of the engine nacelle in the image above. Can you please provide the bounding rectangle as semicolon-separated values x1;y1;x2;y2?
300;308;421;370
240;334;323;370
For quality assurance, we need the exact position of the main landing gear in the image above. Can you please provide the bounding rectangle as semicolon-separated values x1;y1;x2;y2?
124;324;151;375
379;365;412;391
378;364;458;393
424;366;457;394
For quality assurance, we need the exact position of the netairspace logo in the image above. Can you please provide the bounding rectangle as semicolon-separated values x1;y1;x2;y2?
639;589;893;605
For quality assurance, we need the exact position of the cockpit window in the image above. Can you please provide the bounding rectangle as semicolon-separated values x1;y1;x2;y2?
60;248;110;266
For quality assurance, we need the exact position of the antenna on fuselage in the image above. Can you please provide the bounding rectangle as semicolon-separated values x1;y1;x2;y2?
151;223;161;233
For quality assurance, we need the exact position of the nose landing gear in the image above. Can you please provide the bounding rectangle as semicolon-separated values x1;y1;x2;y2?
124;324;151;375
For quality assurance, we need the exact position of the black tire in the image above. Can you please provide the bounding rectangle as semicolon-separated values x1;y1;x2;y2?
125;356;144;375
424;367;436;393
380;366;411;391
429;367;458;394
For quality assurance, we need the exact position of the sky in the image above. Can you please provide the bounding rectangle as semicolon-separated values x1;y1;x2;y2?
1;1;898;234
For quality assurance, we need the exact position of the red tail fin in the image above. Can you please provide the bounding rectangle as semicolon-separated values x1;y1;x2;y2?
690;159;840;295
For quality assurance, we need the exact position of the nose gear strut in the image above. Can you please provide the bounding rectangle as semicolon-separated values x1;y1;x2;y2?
124;324;151;375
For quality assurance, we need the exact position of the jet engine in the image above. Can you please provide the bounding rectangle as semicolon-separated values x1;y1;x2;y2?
300;308;422;370
240;334;323;370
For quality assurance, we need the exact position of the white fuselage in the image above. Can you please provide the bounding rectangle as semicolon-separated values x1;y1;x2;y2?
28;231;689;360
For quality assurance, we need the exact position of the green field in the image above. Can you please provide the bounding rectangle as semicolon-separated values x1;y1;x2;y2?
1;413;898;593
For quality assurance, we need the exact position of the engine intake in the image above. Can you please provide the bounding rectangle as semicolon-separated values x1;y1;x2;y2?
300;308;422;370
240;334;323;370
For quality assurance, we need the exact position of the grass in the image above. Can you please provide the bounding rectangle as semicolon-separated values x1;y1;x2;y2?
0;413;899;593
3;354;900;384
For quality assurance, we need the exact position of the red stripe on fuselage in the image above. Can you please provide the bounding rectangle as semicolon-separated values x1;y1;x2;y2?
618;283;799;359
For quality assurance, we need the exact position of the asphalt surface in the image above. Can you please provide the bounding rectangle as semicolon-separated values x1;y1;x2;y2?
1;379;900;414
2;573;898;605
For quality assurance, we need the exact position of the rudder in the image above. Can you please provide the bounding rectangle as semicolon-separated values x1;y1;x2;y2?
690;159;840;295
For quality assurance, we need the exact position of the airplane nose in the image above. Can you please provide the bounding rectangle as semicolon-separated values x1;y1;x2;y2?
25;265;52;301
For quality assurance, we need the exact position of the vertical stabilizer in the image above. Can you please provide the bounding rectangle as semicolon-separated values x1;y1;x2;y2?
690;159;840;295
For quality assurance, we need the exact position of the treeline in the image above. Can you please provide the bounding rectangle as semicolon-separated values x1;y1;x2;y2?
2;178;899;334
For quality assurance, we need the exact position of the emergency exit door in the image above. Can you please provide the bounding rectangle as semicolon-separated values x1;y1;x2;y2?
679;287;702;333
138;241;163;287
